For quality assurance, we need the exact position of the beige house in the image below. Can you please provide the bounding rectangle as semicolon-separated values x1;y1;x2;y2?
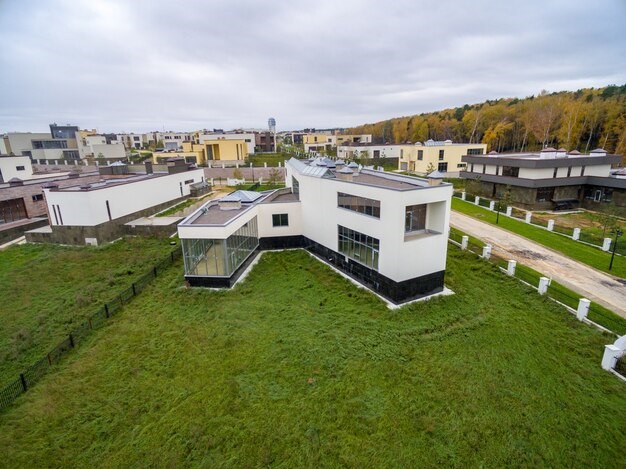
399;140;487;175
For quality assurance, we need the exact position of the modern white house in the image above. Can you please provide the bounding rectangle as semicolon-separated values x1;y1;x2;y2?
0;155;34;182
27;160;205;245
178;157;452;304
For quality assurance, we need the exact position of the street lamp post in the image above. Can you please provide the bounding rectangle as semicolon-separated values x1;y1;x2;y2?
609;228;623;271
496;197;501;225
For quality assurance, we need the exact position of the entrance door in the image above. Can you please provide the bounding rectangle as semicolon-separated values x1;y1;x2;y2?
594;190;602;202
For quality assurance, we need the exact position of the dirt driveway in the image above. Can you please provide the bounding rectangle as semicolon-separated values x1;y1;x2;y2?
450;211;626;318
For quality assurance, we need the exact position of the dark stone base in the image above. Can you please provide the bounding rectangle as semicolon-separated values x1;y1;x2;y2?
190;235;445;304
0;218;49;245
305;239;444;304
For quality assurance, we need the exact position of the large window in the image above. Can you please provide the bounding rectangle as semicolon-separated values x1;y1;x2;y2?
467;148;484;155
338;225;379;269
438;150;445;160
536;187;555;202
182;217;258;277
272;213;288;227
337;192;381;218
437;162;448;172
417;150;423;160
502;166;519;177
405;204;427;232
292;176;299;200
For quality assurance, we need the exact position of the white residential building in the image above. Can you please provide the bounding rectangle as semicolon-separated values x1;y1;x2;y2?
337;144;404;160
0;156;34;182
177;157;452;304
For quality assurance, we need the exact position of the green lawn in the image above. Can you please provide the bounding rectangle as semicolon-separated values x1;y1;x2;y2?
247;153;292;167
0;248;623;466
0;237;175;385
452;197;626;279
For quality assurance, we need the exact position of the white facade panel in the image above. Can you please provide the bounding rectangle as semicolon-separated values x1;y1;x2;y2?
0;156;33;181
45;169;204;226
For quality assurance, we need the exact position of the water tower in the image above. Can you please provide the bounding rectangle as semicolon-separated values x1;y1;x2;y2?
268;117;276;152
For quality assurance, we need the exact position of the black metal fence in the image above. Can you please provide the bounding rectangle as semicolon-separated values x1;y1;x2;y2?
0;247;182;412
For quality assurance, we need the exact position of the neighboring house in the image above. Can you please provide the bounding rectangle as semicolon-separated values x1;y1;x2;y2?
26;160;205;245
303;133;372;153
116;133;145;149
153;138;248;165
154;132;193;150
177;157;452;304
0;132;51;156
398;140;488;175
198;132;256;155
0;155;33;183
78;134;127;161
337;144;404;160
460;147;625;213
255;131;275;153
30;124;81;161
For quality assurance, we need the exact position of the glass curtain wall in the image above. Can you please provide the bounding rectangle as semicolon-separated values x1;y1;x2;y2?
338;225;379;269
182;217;258;277
337;192;381;218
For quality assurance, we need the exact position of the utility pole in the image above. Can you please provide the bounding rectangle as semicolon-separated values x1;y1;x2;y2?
609;228;623;271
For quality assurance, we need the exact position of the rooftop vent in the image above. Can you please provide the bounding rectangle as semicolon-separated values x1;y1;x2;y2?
427;170;445;186
569;150;581;155
336;166;353;182
8;177;23;186
41;182;59;189
488;150;498;155
590;148;607;156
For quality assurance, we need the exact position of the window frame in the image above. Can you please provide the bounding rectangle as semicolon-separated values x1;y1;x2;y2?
272;213;289;227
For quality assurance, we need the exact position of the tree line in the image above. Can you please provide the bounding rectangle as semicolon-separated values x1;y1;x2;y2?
347;85;626;158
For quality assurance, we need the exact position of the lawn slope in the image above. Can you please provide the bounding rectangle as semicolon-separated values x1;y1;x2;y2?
0;249;623;466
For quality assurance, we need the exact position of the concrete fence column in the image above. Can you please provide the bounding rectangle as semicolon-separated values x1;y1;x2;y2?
236;162;239;168
572;228;581;241
538;277;550;295
474;196;480;205
602;345;622;371
602;238;612;251
507;260;517;276
208;162;212;168
461;236;469;250
525;212;532;223
264;162;267;168
489;201;495;211
576;298;590;321
64;160;68;166
249;162;252;168
461;191;466;201
278;161;282;167
221;163;225;169
547;220;555;231
482;244;492;259
506;206;512;216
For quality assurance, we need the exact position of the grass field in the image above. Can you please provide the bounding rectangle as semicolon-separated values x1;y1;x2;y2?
247;153;292;167
0;237;175;385
0;248;624;466
452;197;626;279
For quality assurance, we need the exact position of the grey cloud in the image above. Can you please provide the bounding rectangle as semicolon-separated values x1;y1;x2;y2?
0;0;624;133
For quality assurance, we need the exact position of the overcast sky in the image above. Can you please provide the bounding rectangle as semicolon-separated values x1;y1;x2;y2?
0;0;624;134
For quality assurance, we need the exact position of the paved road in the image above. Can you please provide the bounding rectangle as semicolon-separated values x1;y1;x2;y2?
450;211;626;318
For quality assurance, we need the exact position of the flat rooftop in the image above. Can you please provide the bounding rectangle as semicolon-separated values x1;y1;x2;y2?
48;171;170;192
185;188;298;226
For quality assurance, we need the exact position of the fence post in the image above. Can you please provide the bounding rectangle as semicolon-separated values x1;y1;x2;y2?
576;298;591;321
153;267;158;277
132;283;137;296
20;373;27;392
507;260;517;276
547;220;554;231
69;334;75;348
474;196;480;205
506;206;512;216
572;228;581;241
602;238;612;252
461;191;466;201
489;200;495;211
525;212;532;224
602;345;622;371
482;244;492;259
538;277;550;295
171;251;175;262
461;236;469;250
104;304;110;318
47;353;52;365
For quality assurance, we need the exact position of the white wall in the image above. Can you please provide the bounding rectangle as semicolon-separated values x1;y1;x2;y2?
257;201;303;238
286;165;451;282
4;133;50;156
0;156;33;181
337;145;403;160
45;169;204;226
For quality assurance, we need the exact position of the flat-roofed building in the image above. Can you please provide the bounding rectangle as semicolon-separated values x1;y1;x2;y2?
461;147;625;213
178;157;452;304
398;140;488;175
